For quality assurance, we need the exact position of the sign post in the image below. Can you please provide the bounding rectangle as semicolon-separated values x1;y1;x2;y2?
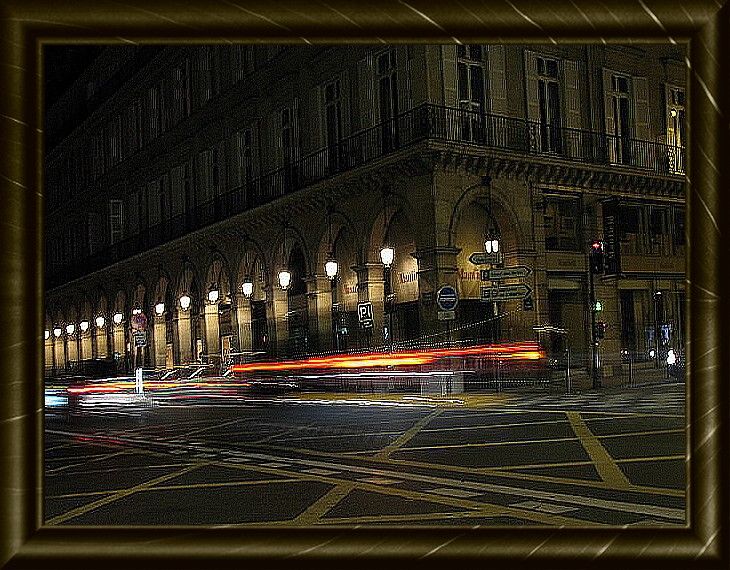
357;302;374;329
130;312;148;395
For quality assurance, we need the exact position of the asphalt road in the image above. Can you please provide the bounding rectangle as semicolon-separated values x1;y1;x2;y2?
45;382;686;527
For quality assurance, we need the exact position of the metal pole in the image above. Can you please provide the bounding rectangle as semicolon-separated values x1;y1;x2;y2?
565;345;571;394
589;262;600;388
629;352;634;387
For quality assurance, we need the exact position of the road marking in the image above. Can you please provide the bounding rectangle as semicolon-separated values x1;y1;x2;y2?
45;449;133;474
425;487;483;498
372;409;442;460
510;500;578;514
303;468;340;476
495;454;686;472
291;483;355;524
357;476;401;485
238;450;684;521
566;411;632;489
46;463;204;525
313;509;506;526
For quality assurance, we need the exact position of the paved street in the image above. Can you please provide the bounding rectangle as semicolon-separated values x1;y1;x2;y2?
45;382;685;527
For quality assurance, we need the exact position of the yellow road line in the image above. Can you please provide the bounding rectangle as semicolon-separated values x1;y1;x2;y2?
46;463;204;525
47;477;304;499
372;409;442;460
291;482;355;525
257;442;683;497
318;508;511;526
495;454;686;472
566;411;632;489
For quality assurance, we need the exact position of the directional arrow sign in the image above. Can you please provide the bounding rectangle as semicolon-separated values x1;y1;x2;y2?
481;284;532;302
480;266;532;281
469;252;501;265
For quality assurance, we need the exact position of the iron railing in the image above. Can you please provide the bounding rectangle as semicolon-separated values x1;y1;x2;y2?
48;103;685;288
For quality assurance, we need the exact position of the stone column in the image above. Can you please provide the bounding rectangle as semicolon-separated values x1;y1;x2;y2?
412;246;460;343
235;294;253;353
306;275;334;353
353;263;386;348
595;275;622;386
176;311;193;364
203;304;220;364
154;315;167;368
269;285;289;358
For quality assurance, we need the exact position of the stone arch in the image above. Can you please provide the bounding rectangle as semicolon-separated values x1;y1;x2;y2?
365;189;420;265
447;177;527;252
151;270;176;368
175;261;204;363
78;295;94;362
236;238;269;301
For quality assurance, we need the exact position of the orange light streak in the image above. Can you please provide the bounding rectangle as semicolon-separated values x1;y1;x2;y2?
230;342;545;375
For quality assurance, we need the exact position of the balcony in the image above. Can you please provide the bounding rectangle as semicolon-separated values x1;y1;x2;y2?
47;103;686;289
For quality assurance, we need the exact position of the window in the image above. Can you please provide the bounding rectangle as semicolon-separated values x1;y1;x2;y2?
148;84;162;140
673;207;685;248
236;129;254;188
376;50;398;151
232;46;252;82
618;204;643;255
172;60;191;123
537;57;562;154
109;200;124;245
607;73;632;164
543;195;581;251
665;85;685;173
457;45;486;142
196;48;213;106
280;106;300;190
108;115;121;165
323;79;343;170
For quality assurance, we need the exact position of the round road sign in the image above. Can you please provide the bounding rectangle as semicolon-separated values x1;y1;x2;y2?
131;312;148;331
436;285;459;311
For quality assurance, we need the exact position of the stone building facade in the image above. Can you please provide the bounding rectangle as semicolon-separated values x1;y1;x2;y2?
44;44;686;386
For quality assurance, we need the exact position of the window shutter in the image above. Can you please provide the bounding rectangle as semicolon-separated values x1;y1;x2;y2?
442;45;458;108
395;46;410;113
633;76;651;141
524;50;540;122
602;68;616;135
486;45;507;116
563;59;582;158
109;200;123;244
357;52;376;130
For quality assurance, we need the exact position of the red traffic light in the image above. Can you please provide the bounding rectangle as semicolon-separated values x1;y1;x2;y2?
591;241;603;251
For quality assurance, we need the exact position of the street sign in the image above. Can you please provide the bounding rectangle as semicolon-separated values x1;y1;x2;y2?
357;302;374;329
133;331;147;347
437;310;456;321
131;312;148;331
436;285;459;311
480;284;532;302
468;252;501;265
480;266;532;281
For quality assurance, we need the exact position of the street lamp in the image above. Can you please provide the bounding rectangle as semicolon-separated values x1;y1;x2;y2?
155;302;165;316
132;307;142;316
44;330;50;340
325;256;339;280
484;238;500;254
80;321;89;333
113;312;123;325
65;324;75;335
179;294;191;311
95;316;105;328
208;284;220;304
379;245;394;268
53;327;62;338
278;269;292;290
241;277;254;299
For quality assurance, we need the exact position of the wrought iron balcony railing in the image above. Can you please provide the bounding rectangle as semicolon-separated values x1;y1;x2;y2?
47;103;685;289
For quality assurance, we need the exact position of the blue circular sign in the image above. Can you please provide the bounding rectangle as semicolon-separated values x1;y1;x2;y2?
436;285;459;311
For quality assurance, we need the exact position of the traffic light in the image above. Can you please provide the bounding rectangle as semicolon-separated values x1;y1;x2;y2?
590;240;604;274
593;321;607;340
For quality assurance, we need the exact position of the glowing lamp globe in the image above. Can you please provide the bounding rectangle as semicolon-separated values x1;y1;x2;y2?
379;246;394;268
278;270;292;290
155;302;165;315
179;295;191;311
80;321;89;332
241;280;254;298
95;316;105;328
325;258;339;279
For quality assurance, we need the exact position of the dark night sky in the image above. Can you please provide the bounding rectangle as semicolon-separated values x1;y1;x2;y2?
44;45;104;108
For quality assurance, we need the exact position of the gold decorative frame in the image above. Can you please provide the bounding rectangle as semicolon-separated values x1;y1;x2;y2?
1;1;726;567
